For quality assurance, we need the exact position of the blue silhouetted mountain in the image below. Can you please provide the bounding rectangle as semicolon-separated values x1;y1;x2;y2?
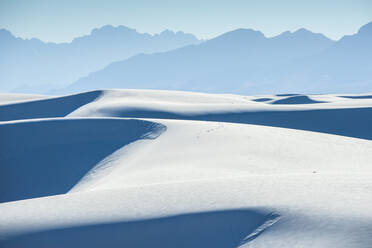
0;25;201;92
60;26;337;94
265;22;372;93
60;22;372;95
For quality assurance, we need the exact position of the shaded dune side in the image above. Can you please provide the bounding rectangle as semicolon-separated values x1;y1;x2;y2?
252;97;273;102
271;95;326;104
109;107;372;140
0;118;165;203
1;209;279;248
340;95;372;99
0;90;102;121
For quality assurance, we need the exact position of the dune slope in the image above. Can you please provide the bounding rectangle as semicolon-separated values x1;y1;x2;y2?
0;118;165;202
0;89;372;247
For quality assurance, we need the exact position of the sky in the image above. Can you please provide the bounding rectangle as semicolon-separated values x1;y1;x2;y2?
1;0;372;43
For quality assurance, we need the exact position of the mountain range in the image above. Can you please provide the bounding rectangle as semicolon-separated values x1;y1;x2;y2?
0;25;201;93
61;22;372;95
1;22;372;95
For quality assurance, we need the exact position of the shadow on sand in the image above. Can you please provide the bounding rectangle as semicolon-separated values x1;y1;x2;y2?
0;118;165;203
112;107;372;140
271;95;325;104
0;90;102;121
340;95;372;99
1;209;279;248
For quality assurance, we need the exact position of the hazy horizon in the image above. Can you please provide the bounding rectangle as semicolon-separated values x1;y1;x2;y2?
1;0;372;43
1;21;371;44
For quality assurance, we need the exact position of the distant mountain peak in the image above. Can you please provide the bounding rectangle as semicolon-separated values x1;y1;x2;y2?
157;29;197;40
230;28;265;36
159;29;176;35
270;28;333;44
0;29;14;39
358;21;372;36
338;21;372;43
277;28;334;42
0;28;12;35
293;28;312;34
90;25;137;36
278;31;291;36
214;28;265;42
292;28;331;39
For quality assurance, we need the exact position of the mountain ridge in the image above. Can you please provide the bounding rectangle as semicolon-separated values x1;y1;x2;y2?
0;25;202;93
60;23;353;95
2;22;371;95
0;25;200;45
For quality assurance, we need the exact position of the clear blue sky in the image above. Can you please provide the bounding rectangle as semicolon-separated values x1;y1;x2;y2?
1;0;372;42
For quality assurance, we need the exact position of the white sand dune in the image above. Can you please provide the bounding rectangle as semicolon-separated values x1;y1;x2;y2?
1;89;372;247
0;93;49;104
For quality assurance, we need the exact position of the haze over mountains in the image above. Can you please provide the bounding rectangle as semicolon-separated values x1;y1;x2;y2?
64;22;372;95
0;25;201;93
1;22;372;95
